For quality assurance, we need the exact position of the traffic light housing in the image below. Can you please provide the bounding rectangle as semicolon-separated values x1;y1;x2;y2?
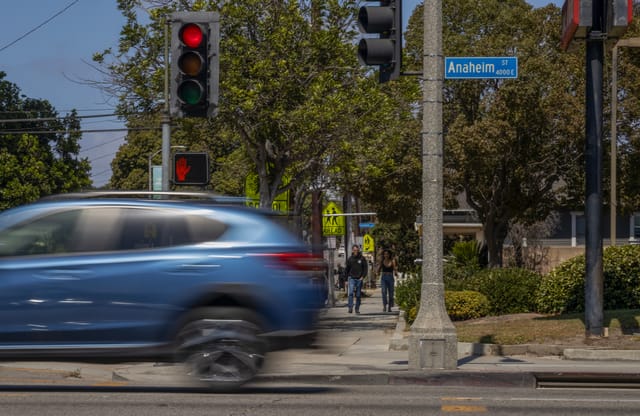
170;11;220;118
357;0;402;83
173;152;209;185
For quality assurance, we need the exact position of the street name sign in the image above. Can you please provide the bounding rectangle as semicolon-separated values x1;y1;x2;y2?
445;57;518;79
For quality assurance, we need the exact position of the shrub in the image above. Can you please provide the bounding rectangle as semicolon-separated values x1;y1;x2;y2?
450;240;481;268
535;255;585;314
472;268;541;315
397;271;490;323
535;245;640;314
445;290;491;321
395;271;421;319
444;241;482;290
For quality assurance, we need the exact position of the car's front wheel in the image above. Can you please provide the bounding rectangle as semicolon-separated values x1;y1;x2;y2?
175;307;266;391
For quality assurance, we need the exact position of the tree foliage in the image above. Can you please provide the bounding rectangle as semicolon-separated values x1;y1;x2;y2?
614;11;640;214
97;0;421;261
404;1;584;266
0;72;91;210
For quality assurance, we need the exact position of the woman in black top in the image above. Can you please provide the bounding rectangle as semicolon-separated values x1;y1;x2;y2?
377;249;397;312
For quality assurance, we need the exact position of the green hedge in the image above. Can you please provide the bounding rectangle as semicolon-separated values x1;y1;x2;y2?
535;245;640;314
471;268;541;315
396;272;492;324
445;290;491;321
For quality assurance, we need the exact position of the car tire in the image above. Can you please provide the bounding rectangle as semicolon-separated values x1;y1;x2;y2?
175;307;267;391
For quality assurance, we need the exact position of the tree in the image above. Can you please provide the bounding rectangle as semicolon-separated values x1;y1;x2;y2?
614;12;640;215
0;72;91;210
404;1;584;266
98;1;393;211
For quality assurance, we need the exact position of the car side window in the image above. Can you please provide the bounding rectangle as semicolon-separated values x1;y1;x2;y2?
182;214;227;244
116;208;227;250
0;206;229;257
0;209;82;257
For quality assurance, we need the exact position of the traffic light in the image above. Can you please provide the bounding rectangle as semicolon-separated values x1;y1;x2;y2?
357;0;402;83
173;152;209;185
170;11;220;118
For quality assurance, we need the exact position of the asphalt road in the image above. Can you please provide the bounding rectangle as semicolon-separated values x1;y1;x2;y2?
0;383;639;415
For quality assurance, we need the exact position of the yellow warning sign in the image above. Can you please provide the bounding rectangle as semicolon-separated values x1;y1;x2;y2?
245;173;289;212
322;202;345;236
363;234;375;253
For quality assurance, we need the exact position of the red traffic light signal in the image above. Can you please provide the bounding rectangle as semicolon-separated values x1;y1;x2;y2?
173;152;209;185
170;12;220;118
176;23;206;112
180;23;204;48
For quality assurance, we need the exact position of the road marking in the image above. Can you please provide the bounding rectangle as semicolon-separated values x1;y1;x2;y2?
441;397;487;412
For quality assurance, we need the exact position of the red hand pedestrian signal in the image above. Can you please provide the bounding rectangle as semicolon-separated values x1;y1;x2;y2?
173;152;209;185
175;156;191;182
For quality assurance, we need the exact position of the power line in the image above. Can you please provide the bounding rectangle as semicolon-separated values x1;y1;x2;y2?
0;108;115;114
90;167;113;179
0;113;118;123
89;152;119;163
0;0;81;53
0;127;160;135
79;135;126;153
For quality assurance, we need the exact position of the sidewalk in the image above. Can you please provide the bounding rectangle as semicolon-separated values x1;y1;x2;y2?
1;288;640;388
259;288;640;388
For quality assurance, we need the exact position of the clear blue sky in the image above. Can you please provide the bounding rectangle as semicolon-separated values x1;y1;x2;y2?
1;0;563;188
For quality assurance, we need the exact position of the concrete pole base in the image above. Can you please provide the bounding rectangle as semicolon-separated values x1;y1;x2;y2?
408;330;458;370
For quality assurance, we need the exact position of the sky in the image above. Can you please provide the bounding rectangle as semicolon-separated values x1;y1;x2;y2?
0;0;564;188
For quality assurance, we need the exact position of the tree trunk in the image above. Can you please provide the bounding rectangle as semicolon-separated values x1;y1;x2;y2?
483;219;507;268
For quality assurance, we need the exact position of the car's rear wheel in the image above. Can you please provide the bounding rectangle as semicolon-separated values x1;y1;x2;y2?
175;307;267;391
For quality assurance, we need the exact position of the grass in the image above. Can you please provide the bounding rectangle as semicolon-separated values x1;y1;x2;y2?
453;309;640;346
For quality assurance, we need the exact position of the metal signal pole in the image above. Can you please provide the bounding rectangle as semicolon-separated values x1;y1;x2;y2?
408;0;457;370
584;0;605;338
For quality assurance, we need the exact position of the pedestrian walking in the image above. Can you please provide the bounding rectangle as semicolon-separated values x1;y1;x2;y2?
345;245;368;314
377;249;397;312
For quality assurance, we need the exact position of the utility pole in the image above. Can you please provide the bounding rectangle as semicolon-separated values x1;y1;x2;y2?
162;18;172;191
408;0;457;370
584;0;605;338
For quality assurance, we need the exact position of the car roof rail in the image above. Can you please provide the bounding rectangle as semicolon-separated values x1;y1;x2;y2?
41;191;250;205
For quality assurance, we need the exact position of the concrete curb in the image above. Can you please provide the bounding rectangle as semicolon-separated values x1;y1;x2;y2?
256;371;537;388
387;312;640;361
563;348;640;361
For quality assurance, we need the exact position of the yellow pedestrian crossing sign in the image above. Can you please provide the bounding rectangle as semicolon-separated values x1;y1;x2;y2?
363;234;374;253
322;202;345;236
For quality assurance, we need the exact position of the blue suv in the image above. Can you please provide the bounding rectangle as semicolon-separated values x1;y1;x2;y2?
0;192;326;390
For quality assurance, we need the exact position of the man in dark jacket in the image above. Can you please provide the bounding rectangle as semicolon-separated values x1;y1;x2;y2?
345;244;368;314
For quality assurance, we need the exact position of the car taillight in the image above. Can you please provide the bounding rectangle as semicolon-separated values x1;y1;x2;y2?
257;252;326;271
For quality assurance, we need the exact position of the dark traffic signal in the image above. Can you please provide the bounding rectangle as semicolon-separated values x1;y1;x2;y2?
170;11;220;118
357;0;402;83
173;152;209;185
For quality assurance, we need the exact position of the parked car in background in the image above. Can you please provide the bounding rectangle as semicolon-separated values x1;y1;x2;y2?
0;192;326;390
